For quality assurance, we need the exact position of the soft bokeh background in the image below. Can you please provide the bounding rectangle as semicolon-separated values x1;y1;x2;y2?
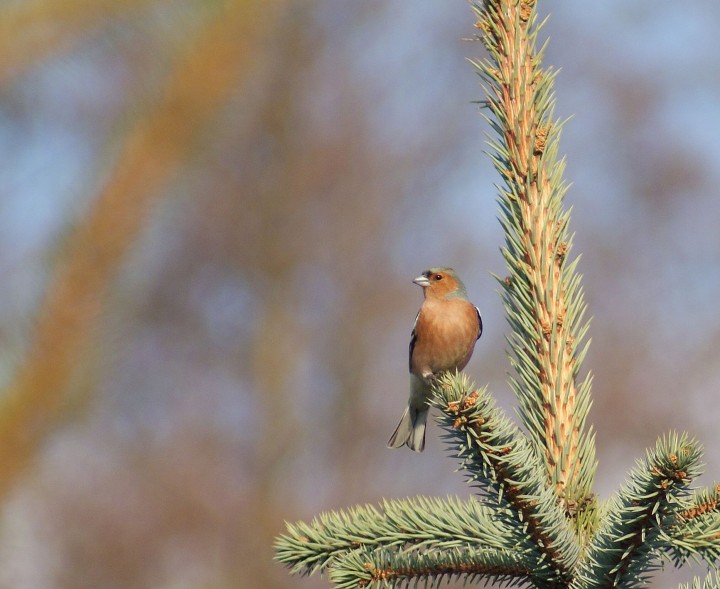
1;1;719;588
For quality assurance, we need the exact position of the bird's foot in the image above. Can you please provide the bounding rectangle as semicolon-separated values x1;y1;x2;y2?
423;372;439;383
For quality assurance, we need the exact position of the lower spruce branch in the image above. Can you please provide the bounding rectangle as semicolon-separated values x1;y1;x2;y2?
666;484;720;566
432;372;579;586
329;546;531;589
677;485;720;522
274;495;515;577
572;434;702;589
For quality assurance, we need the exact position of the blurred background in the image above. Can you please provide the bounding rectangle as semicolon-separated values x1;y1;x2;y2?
1;0;719;587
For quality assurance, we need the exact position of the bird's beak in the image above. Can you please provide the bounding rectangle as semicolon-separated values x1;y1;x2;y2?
413;274;431;288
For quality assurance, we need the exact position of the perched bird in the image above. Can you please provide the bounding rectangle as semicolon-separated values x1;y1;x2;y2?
387;267;482;452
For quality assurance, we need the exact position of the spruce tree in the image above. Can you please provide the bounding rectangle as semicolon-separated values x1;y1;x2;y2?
274;1;720;586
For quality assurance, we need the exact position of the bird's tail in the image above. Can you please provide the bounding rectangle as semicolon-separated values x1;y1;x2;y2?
387;405;427;452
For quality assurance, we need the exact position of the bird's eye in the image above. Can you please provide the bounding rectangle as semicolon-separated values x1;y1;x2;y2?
434;274;443;281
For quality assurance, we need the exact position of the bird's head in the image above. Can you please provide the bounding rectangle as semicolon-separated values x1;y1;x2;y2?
413;267;469;300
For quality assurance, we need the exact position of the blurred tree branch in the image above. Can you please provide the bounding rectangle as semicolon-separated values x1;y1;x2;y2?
0;0;153;83
0;0;285;499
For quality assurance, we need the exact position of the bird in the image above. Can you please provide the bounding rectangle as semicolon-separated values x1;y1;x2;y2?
387;267;482;452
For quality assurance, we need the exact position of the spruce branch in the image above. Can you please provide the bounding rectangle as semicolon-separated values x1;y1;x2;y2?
571;433;702;589
432;371;579;586
275;495;515;576
666;484;720;566
274;1;720;587
471;0;596;509
330;545;531;589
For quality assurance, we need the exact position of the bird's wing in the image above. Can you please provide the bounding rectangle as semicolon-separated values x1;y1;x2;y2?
409;309;420;371
475;306;483;340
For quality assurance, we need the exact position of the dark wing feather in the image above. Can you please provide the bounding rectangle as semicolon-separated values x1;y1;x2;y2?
409;310;420;371
475;306;483;340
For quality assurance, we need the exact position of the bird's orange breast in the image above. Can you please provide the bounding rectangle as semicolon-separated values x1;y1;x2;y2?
411;298;479;376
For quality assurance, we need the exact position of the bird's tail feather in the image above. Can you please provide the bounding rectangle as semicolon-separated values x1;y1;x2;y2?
387;406;427;452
